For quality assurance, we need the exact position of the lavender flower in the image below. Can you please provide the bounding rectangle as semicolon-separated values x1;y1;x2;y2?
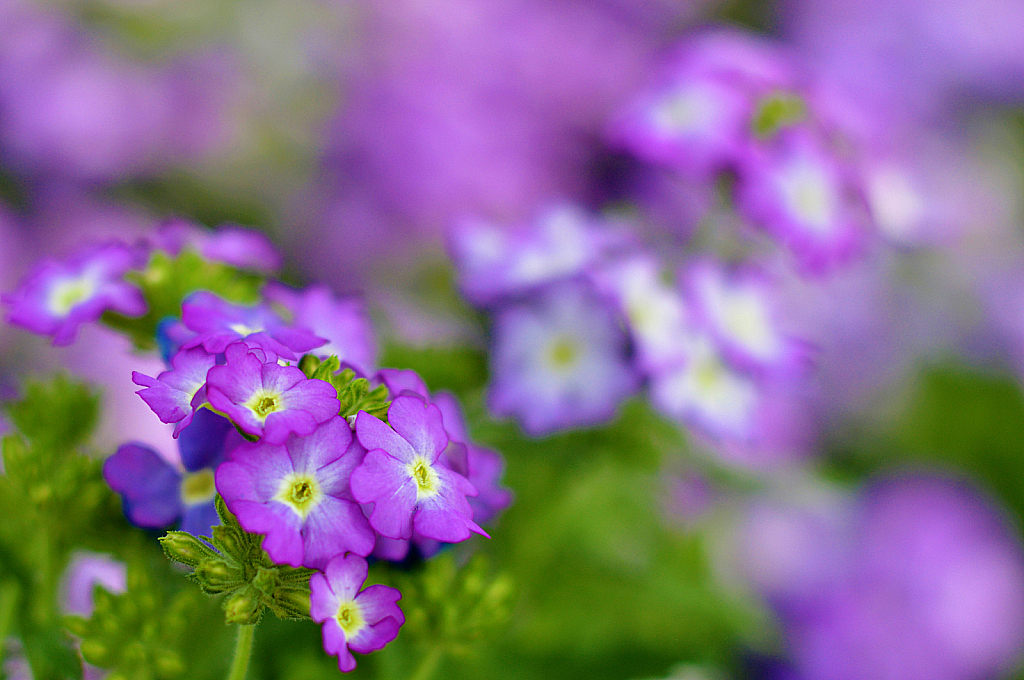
684;261;811;375
591;255;690;375
309;554;404;673
736;129;868;274
351;395;486;542
60;552;127;618
132;346;216;437
215;417;375;568
265;283;377;375
487;280;639;436
180;291;325;361
152;219;282;274
205;343;340;444
3;242;145;346
449;205;626;307
103;409;240;535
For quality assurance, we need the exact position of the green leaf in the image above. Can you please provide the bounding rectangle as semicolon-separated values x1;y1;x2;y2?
4;375;98;452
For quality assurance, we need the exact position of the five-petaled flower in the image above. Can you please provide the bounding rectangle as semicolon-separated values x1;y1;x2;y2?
310;554;404;673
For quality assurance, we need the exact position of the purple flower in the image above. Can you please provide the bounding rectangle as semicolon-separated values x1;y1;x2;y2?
265;283;377;374
736;128;868;274
103;409;241;535
683;261;812;375
215;417;375;568
180;291;325;361
3;242;146;345
132;346;216;437
351;395;486;542
310;553;404;673
60;552;127;618
487;280;639;436
152;219;283;274
374;368;429;399
448;204;628;307
205;343;340;444
757;477;1024;680
591;255;690;375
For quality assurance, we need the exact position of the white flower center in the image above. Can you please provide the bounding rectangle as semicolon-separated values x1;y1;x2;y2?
47;275;97;317
229;322;264;337
653;84;718;136
777;160;837;234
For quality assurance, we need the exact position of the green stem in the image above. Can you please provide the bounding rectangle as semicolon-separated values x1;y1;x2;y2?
226;624;256;680
408;646;443;680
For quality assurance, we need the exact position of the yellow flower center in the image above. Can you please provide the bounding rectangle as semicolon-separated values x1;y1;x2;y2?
245;390;284;422
336;601;364;636
407;456;439;499
547;336;579;369
274;473;322;519
180;469;216;506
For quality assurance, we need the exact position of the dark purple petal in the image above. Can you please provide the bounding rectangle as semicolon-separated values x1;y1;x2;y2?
177;408;236;471
179;501;220;536
103;443;181;528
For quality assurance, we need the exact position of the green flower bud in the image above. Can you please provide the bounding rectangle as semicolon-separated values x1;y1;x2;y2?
223;589;262;625
159;531;219;568
193;559;244;594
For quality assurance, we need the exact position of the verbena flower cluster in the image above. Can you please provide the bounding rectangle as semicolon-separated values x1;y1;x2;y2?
2;221;511;672
447;28;947;469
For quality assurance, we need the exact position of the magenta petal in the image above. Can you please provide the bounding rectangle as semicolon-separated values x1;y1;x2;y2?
348;616;402;655
324;554;369;602
354;585;405;627
231;500;304;567
355;411;415;463
303;497;376;567
387;395;448;462
310;572;339;622
350;450;417;540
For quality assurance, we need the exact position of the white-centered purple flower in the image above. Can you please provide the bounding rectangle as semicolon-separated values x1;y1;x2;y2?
216;417;375;568
180;291;326;361
206;343;340;444
103;409;240;535
133;346;216;437
3;242;146;346
448;204;627;307
591;255;690;375
684;261;812;375
310;554;404;673
487;280;639;436
151;218;282;274
265;283;377;375
351;395;486;543
649;331;760;441
737;129;868;274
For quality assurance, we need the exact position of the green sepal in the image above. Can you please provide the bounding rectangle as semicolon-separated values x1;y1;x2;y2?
160;496;314;625
300;355;391;420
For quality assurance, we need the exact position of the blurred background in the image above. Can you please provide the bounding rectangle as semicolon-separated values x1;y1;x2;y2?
4;0;1024;678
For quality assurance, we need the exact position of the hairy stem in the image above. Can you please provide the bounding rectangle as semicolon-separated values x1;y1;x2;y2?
227;624;257;680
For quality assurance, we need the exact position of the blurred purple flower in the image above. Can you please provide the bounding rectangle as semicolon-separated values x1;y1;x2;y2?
265;283;377;375
3;241;146;346
60;552;127;618
217;416;375;568
449;204;628;307
152;219;282;274
488;279;639;435
181;291;325;361
310;553;404;673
